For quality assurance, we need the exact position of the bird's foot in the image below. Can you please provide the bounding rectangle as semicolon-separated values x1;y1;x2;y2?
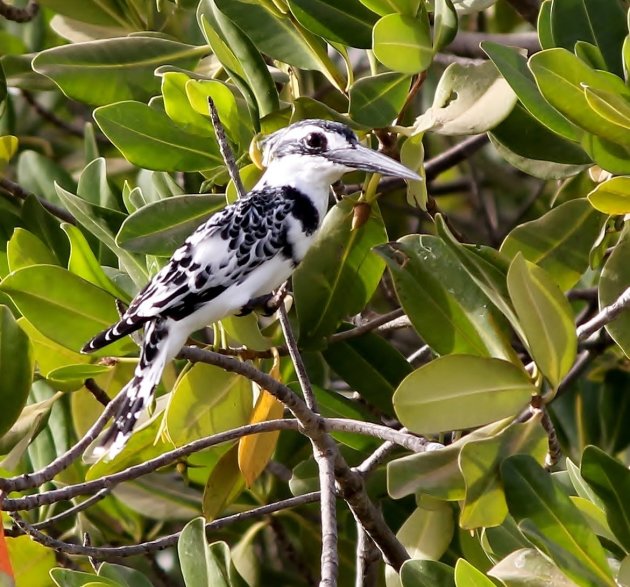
239;283;289;317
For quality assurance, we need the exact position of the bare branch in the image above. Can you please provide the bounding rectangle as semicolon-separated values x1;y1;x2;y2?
576;286;630;341
0;0;38;22
84;379;111;407
355;524;380;587
0;177;76;225
446;31;540;57
10;493;322;561
31;489;110;530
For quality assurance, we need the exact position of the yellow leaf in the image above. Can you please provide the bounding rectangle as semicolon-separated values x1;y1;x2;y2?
238;355;284;487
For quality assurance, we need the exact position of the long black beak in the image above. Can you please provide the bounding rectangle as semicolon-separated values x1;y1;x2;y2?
326;144;421;181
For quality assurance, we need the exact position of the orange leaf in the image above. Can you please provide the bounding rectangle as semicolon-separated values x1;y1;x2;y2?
238;356;284;487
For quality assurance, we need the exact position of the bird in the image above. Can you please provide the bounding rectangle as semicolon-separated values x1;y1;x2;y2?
82;119;421;459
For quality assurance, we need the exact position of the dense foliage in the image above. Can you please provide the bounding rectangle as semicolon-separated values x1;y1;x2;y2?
0;0;630;585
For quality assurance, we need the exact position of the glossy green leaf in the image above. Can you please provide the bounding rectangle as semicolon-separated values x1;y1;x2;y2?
210;1;279;118
359;0;420;15
502;455;615;587
482;41;581;142
0;306;33;437
550;0;626;76
8;536;56;587
529;48;630;146
165;362;251;447
323;329;411;416
62;223;130;301
16;150;75;208
597;225;630;357
202;444;245;521
490;103;590;166
377;235;515;359
581;445;630;551
501;199;605;290
454;559;494;587
583;86;630;132
293;198;387;345
77;157;118;210
587;176;630;214
386;499;454;587
162;72;214;137
399;560;455;587
178;518;247;587
0;135;17;172
507;254;576;388
414;60;516;135
116;194;225;256
50;569;120;587
582;134;630;175
459;415;547;529
373;12;432;75
349;73;410;127
393;355;534;434
0;265;136;356
209;0;344;89
433;0;458;52
46;364;112;392
55;183;147;286
288;0;378;48
95;101;223;172
33;37;205;106
489;548;576;587
98;563;153;587
7;228;58;270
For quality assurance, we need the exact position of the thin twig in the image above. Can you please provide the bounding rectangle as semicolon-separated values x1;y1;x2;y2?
0;177;76;225
0;0;38;22
355;524;380;587
208;97;246;198
504;0;540;27
84;379;111;407
9;493;323;561
446;31;540;57
328;308;405;344
278;305;337;586
425;135;489;181
31;489;110;530
576;286;630;341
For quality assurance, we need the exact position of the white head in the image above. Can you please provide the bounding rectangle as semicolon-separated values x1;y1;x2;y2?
259;119;421;190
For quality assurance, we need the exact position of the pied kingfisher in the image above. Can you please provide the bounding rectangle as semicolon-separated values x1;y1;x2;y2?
82;119;420;458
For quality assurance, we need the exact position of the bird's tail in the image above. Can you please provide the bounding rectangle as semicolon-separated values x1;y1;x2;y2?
96;320;171;460
81;311;145;354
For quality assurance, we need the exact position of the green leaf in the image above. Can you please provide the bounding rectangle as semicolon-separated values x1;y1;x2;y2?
323;329;411;416
454;559;494;587
393;355;534;434
458;415;547;529
165;362;251;447
581;445;630;551
78;158;118;210
550;0;626;76
33;37;206;106
16;150;76;208
62;223;131;301
502;455;615;587
55;184;147;286
0;265;136;356
116;194;225;256
288;0;378;48
202;444;245;521
0;135;17;172
489;548;576;587
506;254;577;388
482;41;581;142
7;536;56;587
398;560;455;587
501;199;606;291
597;225;630;357
178;518;247;587
413;60;516;135
584;85;630;130
490;103;590;166
528;48;630;146
0;306;33;437
293;198;387;345
582;134;630;175
7;228;58;270
349;73;410;127
50;568;121;587
433;0;458;52
162;72;214;137
373;11;433;75
377;235;515;359
385;499;454;587
98;563;153;587
94;101;223;172
587;176;630;214
46;364;112;392
208;0;344;89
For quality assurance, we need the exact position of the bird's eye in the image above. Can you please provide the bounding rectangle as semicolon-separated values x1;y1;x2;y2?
304;132;327;151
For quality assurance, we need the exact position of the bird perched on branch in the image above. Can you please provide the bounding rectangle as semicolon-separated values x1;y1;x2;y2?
82;119;420;459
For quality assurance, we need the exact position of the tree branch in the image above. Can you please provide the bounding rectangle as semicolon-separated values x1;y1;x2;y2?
576;286;630;341
0;177;76;225
0;0;38;22
445;31;540;57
